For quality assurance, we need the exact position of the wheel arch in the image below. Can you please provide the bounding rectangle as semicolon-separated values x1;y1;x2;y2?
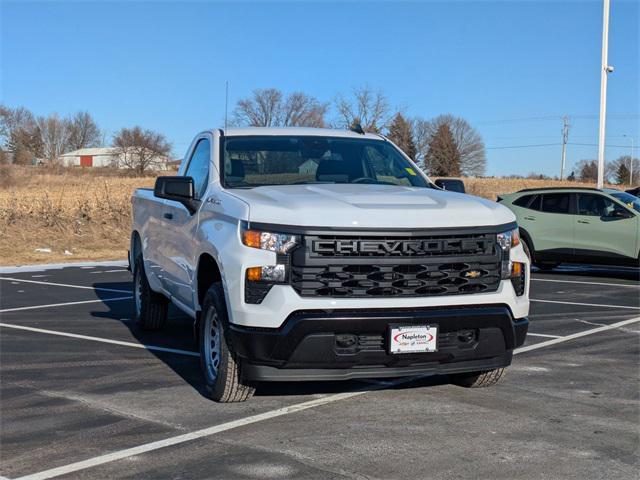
196;253;223;312
130;230;142;273
518;227;535;260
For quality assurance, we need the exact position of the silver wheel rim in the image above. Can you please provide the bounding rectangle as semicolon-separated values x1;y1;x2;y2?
134;269;142;317
203;309;221;382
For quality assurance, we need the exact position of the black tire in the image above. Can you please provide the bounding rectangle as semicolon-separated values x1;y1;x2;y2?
451;368;506;388
199;283;255;403
133;256;168;331
536;262;560;271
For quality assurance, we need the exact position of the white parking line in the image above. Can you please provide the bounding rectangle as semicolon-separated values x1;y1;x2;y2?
10;316;640;480
515;316;640;354
0;297;132;314
526;332;561;339
0;277;130;294
530;299;640;310
0;323;199;358
0;260;127;274
531;278;639;288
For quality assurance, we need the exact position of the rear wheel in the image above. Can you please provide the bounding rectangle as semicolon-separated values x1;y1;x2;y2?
451;368;506;388
199;283;255;403
133;256;168;331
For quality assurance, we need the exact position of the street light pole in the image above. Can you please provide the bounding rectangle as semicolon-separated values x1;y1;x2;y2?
622;134;635;185
597;0;613;189
632;137;635;185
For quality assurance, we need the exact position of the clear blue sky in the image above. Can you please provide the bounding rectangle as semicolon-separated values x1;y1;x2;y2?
2;0;638;176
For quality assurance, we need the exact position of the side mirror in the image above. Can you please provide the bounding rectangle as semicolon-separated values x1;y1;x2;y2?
435;178;465;193
154;176;199;214
607;209;632;219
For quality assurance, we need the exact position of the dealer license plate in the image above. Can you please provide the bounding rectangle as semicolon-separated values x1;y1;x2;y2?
389;325;438;354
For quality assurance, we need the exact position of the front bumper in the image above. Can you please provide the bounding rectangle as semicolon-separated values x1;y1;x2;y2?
229;304;528;382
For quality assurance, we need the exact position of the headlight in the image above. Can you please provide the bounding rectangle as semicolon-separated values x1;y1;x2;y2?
242;229;299;254
496;228;520;251
497;228;521;280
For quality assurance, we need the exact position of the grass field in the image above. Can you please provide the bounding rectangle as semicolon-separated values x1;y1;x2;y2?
0;165;627;265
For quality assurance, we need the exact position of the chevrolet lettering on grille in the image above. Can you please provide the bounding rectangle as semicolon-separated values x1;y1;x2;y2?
311;239;492;256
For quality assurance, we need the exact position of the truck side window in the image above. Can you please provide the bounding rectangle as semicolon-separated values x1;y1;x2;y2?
185;139;210;199
540;193;570;214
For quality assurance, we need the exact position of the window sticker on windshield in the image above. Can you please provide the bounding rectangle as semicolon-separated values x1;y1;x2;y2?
405;167;417;176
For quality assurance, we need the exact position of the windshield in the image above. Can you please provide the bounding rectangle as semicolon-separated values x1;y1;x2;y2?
222;135;429;189
610;191;640;213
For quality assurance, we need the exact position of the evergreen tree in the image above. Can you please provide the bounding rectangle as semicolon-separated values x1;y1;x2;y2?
387;113;417;160
616;162;630;184
425;123;461;176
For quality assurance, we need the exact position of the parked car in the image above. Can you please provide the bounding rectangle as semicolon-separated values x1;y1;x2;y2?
626;186;640;198
131;127;530;402
434;178;465;193
498;187;639;270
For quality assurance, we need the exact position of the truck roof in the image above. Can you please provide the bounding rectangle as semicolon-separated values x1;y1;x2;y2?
219;126;385;140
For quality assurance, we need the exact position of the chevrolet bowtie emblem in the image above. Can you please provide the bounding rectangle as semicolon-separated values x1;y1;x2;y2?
464;270;482;279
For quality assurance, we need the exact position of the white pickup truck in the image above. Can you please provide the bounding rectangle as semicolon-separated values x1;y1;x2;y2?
130;127;530;402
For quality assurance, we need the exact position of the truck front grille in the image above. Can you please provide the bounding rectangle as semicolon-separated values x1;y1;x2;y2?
290;231;502;298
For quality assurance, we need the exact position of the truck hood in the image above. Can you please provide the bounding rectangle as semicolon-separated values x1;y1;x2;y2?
229;184;516;229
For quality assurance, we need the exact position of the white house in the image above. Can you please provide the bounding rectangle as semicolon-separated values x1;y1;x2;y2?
59;147;170;170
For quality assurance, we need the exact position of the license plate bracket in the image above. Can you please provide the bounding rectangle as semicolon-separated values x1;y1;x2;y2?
389;325;438;354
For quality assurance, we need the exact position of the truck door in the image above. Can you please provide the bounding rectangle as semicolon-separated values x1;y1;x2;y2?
161;137;211;309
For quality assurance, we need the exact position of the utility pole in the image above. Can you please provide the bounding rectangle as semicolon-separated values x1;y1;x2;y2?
597;0;614;189
560;116;570;180
224;81;229;132
632;136;635;185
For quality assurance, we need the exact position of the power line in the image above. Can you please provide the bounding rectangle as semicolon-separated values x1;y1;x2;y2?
486;143;560;150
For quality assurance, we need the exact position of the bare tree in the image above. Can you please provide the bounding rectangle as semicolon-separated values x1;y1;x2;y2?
414;114;486;176
0;105;43;162
334;86;391;133
281;92;327;127
113;126;172;175
36;114;71;164
233;88;327;127
608;155;639;184
67;111;101;150
411;117;431;170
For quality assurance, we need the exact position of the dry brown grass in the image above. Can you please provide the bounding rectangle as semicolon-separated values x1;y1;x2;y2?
463;177;621;199
0;165;626;265
0;166;154;264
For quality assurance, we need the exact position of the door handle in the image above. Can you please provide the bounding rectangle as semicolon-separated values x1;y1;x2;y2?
577;220;589;224
163;213;174;220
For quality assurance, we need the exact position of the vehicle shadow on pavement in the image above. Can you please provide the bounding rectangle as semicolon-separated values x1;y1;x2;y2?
534;265;640;281
89;280;448;401
90;281;209;398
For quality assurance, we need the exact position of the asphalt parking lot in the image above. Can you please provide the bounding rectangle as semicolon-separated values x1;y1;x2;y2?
1;261;638;480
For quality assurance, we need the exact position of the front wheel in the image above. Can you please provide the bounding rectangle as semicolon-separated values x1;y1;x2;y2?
450;368;506;388
199;283;255;403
